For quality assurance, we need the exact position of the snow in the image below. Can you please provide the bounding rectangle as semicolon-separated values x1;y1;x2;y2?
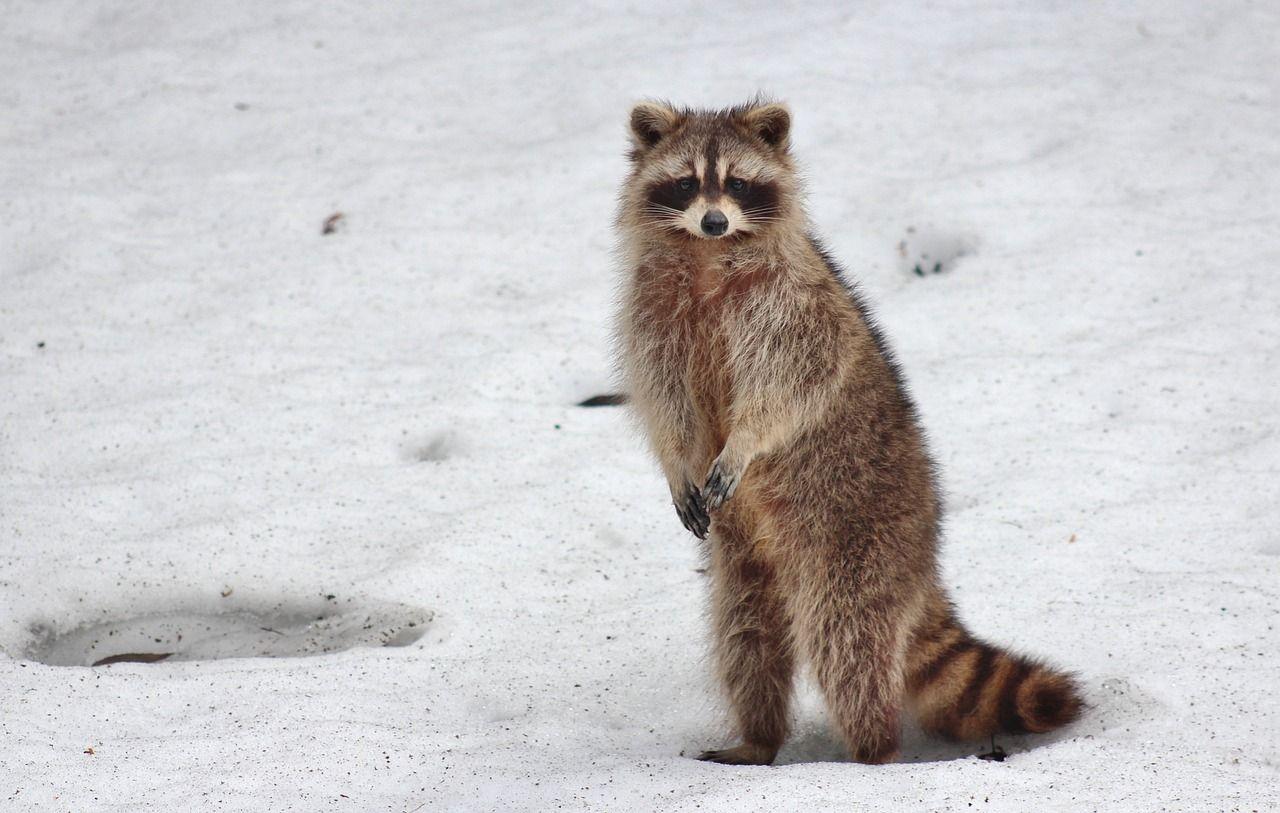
2;0;1278;809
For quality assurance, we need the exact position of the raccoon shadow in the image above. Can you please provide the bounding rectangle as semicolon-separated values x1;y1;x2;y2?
776;720;969;765
776;717;1081;765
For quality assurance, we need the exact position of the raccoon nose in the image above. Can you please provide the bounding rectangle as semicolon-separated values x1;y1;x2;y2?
701;209;729;236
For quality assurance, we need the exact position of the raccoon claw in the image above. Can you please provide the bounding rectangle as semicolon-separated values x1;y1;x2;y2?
674;487;710;539
702;460;740;511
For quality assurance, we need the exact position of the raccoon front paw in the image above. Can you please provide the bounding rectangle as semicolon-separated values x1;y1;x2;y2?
702;457;741;511
674;484;710;540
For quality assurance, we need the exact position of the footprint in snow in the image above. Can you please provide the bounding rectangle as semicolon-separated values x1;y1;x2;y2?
897;226;975;277
22;600;431;667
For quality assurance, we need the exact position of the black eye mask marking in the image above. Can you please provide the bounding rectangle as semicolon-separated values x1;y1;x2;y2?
731;179;780;219
647;177;699;212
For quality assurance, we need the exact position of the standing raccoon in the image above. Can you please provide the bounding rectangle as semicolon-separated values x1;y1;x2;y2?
614;100;1082;765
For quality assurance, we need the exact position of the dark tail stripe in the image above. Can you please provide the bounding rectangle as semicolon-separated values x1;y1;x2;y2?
908;617;1082;740
911;636;970;690
1027;678;1082;730
996;659;1031;734
957;645;997;717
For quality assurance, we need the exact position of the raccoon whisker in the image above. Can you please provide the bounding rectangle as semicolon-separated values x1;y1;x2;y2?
643;219;686;233
643;204;686;217
642;214;684;223
636;220;685;236
643;217;685;228
640;217;682;226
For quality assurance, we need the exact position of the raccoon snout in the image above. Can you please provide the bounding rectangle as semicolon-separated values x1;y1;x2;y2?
701;209;729;237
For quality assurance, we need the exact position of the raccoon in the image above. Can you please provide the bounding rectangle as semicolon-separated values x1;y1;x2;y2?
613;100;1082;765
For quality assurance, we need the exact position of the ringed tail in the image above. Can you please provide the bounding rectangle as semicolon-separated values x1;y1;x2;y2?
906;611;1083;740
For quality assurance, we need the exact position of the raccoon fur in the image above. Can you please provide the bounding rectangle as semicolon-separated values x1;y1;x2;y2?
613;100;1082;765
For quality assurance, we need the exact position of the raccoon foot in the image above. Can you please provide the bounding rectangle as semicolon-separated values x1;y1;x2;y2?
674;483;710;539
695;743;778;766
702;456;742;511
851;744;900;765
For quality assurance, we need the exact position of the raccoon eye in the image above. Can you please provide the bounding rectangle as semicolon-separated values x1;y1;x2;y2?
677;177;697;192
728;178;747;192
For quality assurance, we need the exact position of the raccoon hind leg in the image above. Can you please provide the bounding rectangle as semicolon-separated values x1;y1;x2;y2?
699;509;795;766
785;543;917;764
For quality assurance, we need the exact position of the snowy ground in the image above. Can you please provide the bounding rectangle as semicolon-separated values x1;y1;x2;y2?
3;1;1278;810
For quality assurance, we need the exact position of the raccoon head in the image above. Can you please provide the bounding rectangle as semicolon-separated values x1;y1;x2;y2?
624;100;796;242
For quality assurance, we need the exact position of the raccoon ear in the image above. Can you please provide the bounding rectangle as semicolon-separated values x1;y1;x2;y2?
629;102;681;152
740;103;791;150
